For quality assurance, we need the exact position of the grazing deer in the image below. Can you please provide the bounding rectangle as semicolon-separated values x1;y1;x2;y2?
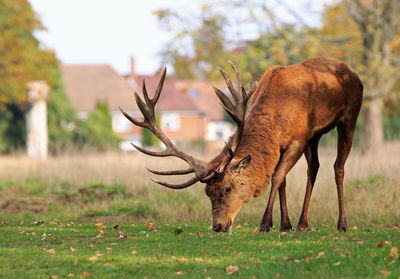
120;57;363;233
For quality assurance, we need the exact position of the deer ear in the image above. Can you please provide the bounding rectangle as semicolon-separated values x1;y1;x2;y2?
231;155;251;173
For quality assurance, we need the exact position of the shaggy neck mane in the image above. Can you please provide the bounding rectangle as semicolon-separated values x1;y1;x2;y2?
208;107;280;194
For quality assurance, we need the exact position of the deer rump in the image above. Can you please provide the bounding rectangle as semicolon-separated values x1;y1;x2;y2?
121;57;363;233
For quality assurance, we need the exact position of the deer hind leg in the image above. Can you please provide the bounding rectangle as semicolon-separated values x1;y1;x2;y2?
334;121;356;232
278;178;292;232
297;136;321;232
259;142;304;232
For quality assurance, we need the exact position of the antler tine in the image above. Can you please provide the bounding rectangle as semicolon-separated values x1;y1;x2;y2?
247;73;257;99
119;107;145;128
131;143;173;157
151;176;200;189
142;80;151;105
217;66;240;105
146;167;194;175
152;67;166;106
227;60;245;101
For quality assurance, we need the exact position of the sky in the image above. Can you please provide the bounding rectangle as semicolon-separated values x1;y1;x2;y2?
29;0;330;76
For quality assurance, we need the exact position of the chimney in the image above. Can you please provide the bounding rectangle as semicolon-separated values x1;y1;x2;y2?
130;57;136;80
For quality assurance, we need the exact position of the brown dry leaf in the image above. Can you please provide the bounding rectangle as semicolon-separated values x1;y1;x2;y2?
69;247;76;252
333;262;341;266
226;265;240;275
305;257;312;264
385;240;392;245
83;271;91;277
110;243;118;246
357;241;364;245
318;251;325;257
294;259;301;263
49;275;58;279
377;241;383;248
173;271;184;275
88;256;99;262
173;257;188;262
67;274;74;277
46;248;56;254
283;256;289;261
95;222;104;227
379;270;392;277
389;247;399;260
104;263;115;268
131;250;137;255
106;247;112;253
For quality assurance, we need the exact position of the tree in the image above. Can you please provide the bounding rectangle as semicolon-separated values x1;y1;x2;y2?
0;0;76;152
155;5;231;80
344;0;400;153
76;101;120;151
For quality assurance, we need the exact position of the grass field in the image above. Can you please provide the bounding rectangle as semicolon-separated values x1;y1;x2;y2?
0;144;399;278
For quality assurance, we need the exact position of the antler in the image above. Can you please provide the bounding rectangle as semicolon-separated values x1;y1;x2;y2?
212;60;257;174
120;68;210;188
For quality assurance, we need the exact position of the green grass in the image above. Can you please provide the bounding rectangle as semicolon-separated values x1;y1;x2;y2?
0;220;399;278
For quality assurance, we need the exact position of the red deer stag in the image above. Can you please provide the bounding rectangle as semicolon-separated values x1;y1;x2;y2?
120;57;363;233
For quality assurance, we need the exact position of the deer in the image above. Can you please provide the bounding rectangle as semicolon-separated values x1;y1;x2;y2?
120;57;363;233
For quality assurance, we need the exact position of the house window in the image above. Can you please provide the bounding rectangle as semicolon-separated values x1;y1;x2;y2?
113;114;131;132
215;122;225;140
162;113;180;131
189;88;198;99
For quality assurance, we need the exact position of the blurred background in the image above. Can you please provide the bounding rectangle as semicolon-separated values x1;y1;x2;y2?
0;0;399;225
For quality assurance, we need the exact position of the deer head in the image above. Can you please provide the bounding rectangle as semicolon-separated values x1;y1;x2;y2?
120;61;256;232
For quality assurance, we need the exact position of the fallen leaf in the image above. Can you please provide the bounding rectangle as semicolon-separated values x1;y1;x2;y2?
226;265;240;275
83;271;91;277
357;241;364;245
95;222;104;227
173;257;188;262
389;247;398;260
352;226;358;230
283;256;289;261
318;251;325;257
333;262;341;266
110;243;118;246
67;274;74;277
377;241;383;248
379;270;391;277
294;259;301;263
131;250;137;255
46;248;56;254
49;275;58;279
305;257;312;264
69;247;76;252
174;271;184;275
106;247;112;253
88;256;99;262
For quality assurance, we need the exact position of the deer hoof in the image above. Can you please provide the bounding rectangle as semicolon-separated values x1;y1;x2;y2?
280;223;292;232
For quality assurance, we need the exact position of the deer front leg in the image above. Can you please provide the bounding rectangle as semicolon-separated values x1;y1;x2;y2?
278;178;292;232
259;143;304;232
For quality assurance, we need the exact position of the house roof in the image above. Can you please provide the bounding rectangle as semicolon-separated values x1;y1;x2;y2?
62;64;204;114
62;64;138;112
175;80;226;121
135;75;203;113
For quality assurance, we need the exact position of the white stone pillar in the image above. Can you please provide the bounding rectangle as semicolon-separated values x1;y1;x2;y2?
26;81;50;159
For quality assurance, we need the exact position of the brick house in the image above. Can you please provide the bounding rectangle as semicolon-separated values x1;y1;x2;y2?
62;63;209;150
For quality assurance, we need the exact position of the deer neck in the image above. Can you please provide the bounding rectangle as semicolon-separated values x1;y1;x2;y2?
236;112;280;197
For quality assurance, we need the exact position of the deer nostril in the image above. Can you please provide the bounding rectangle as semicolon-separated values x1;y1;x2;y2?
212;224;222;232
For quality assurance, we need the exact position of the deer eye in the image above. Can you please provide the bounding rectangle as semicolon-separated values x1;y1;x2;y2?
225;187;232;195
